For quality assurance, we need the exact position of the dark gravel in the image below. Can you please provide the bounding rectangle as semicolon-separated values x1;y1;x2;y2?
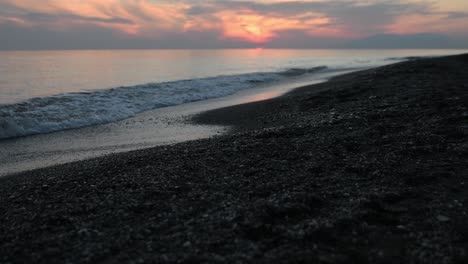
1;54;467;264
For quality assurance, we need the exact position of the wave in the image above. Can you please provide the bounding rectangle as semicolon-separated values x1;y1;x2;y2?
0;66;328;140
279;66;328;76
384;56;428;62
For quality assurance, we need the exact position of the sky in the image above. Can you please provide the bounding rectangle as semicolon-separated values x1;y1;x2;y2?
0;0;467;49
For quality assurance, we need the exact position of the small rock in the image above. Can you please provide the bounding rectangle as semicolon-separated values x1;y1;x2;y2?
183;241;191;247
436;215;450;222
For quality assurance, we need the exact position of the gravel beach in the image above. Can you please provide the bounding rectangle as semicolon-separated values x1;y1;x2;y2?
1;54;467;263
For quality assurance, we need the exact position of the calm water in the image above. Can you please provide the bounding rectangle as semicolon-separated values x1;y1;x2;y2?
1;48;467;175
1;49;465;105
0;49;466;140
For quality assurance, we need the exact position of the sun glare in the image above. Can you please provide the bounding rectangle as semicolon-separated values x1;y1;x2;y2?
244;25;262;37
242;24;270;43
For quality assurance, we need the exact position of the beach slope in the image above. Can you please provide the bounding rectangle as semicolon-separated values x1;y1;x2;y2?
1;54;467;263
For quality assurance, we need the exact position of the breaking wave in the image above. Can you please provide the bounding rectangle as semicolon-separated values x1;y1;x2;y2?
0;66;329;139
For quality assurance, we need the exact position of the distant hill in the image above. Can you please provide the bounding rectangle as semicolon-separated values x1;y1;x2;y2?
342;33;468;49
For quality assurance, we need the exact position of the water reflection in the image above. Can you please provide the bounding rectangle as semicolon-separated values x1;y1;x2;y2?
2;49;467;105
240;89;285;104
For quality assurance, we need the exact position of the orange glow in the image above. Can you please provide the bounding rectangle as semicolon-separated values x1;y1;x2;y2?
1;0;467;44
1;0;339;43
218;12;278;43
215;10;333;43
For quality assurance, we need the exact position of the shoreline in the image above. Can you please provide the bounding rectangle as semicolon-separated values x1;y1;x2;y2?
0;68;355;177
1;54;467;263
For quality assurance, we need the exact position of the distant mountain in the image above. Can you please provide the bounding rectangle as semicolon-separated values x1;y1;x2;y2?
342;33;468;49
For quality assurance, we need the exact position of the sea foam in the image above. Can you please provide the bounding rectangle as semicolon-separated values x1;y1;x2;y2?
0;67;327;139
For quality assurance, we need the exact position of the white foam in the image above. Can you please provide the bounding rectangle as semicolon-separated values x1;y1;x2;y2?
1;69;331;139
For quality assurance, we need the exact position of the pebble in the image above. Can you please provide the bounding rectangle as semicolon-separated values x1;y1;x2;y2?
2;54;467;264
183;241;191;247
436;215;450;222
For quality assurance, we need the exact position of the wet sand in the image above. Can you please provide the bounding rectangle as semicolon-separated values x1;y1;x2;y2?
1;54;467;263
0;70;349;176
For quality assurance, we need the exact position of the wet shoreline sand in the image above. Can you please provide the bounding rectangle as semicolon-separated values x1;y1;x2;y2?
1;54;467;263
0;69;349;177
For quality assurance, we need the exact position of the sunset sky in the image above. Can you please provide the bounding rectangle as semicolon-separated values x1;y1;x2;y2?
1;0;468;49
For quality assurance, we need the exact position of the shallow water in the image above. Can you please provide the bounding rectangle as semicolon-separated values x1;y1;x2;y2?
1;49;467;175
2;49;466;105
1;49;466;140
0;69;350;176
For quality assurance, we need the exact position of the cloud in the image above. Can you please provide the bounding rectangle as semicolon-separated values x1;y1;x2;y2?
0;0;467;49
0;19;256;50
184;0;434;36
184;0;468;43
0;0;187;35
445;11;468;20
22;12;134;24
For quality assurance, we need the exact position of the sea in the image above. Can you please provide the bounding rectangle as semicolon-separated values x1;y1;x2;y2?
0;49;466;175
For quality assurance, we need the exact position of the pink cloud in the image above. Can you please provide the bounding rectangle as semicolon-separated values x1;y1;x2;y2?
1;0;467;44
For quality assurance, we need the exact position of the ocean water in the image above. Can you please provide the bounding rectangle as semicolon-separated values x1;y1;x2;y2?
0;49;466;140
